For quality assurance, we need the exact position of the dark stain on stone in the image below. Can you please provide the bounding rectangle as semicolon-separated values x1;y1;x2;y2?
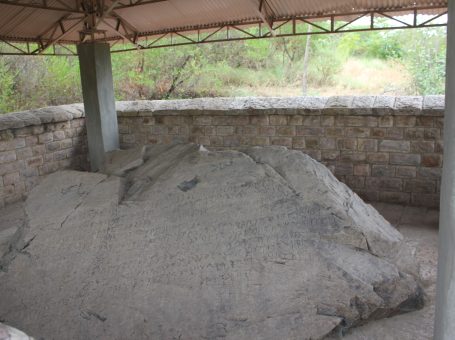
80;310;107;322
178;176;199;192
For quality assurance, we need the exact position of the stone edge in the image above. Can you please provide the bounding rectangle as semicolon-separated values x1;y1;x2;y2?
0;96;445;131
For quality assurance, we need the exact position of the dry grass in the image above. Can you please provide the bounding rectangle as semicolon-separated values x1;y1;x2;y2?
231;57;414;97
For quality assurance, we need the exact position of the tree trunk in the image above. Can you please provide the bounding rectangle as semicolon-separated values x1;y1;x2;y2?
302;25;312;95
165;55;191;99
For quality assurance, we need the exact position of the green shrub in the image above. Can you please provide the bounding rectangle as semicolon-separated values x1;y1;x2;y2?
0;59;16;113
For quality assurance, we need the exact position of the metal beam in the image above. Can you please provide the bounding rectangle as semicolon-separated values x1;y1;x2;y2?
101;18;143;49
112;0;167;10
254;0;276;36
35;13;72;41
33;16;86;54
109;8;447;53
0;5;447;55
0;0;83;13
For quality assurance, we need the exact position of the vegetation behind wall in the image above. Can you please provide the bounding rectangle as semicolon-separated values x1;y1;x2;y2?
0;25;447;113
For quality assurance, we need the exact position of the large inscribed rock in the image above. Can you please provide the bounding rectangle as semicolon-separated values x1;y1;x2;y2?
0;144;423;339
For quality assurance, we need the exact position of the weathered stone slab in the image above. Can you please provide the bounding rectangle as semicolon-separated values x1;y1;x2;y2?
0;226;17;259
0;97;445;133
11;111;41;127
103;146;146;176
423;95;445;116
34;107;73;124
0;202;26;269
59;104;85;119
395;97;423;115
0;145;423;340
323;96;354;115
373;96;396;115
351;96;376;115
0;115;25;130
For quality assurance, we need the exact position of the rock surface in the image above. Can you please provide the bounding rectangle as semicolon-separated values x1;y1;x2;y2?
0;202;26;270
0;145;423;339
0;322;34;340
103;145;146;176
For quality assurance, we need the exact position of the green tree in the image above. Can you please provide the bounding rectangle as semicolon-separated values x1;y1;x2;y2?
0;59;16;113
399;27;446;94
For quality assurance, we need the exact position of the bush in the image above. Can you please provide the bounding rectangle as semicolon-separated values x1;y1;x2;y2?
0;59;16;113
400;28;446;95
339;31;403;60
307;38;345;87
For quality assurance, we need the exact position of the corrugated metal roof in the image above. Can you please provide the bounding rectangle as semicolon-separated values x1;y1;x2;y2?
0;0;447;47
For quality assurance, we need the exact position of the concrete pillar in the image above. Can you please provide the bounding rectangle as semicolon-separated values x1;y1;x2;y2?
77;42;119;172
435;2;455;339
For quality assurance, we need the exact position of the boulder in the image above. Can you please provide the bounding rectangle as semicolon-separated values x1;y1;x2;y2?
0;144;423;339
0;202;26;270
0;323;34;340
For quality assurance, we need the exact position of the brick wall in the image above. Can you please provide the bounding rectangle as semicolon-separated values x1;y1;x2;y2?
0;96;444;208
0;105;88;207
117;96;444;208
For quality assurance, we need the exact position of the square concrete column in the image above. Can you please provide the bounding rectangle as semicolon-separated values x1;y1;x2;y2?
77;42;119;171
435;2;455;339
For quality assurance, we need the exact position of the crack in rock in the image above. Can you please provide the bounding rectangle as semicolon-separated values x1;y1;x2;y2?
80;310;107;322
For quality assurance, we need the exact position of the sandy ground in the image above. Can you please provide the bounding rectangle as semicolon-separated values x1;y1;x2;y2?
0;201;439;339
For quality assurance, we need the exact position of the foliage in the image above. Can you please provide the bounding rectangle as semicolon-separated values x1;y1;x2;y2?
307;35;345;86
0;59;16;113
0;56;81;112
41;57;81;105
398;27;447;95
339;31;403;59
407;46;446;94
0;20;448;113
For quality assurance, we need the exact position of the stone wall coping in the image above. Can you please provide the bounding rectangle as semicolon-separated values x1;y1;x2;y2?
0;104;85;131
0;96;445;131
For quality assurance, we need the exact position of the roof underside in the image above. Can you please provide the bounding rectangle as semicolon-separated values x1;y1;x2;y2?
0;0;448;54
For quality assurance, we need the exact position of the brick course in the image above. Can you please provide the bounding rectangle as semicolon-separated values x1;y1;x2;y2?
117;96;443;208
0;96;445;208
0;104;88;207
